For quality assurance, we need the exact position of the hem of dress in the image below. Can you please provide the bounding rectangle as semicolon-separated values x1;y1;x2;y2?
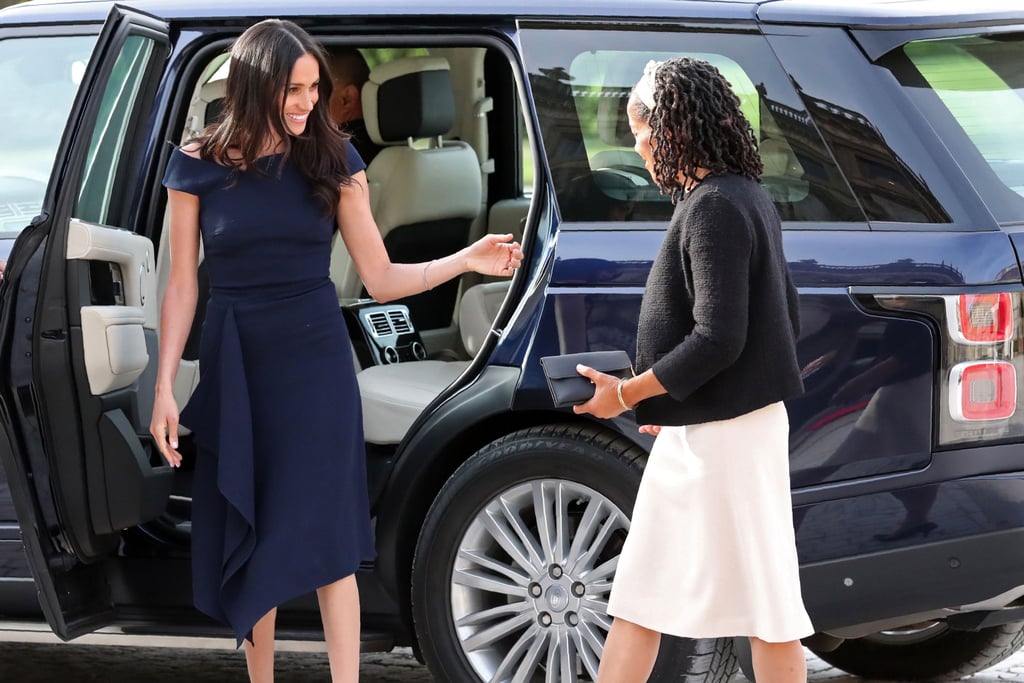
196;552;374;648
607;607;814;644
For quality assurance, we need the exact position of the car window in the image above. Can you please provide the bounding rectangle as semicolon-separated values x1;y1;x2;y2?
0;34;96;238
76;34;157;226
882;32;1024;226
520;28;864;225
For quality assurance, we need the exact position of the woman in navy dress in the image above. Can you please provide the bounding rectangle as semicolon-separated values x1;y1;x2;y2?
151;19;522;683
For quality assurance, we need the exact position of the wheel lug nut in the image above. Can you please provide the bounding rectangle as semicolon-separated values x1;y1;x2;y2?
539;612;552;627
567;612;579;627
529;582;542;598
549;565;563;579
572;582;585;597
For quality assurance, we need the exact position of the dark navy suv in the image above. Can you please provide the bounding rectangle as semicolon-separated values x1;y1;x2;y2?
1;0;1024;681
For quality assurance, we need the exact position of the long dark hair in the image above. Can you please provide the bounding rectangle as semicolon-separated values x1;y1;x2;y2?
630;57;762;202
198;19;351;214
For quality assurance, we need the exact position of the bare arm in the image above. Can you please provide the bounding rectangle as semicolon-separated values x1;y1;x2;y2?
150;185;201;466
337;171;521;301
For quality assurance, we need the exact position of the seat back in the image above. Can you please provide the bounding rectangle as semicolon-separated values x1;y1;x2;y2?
459;281;510;356
329;57;482;331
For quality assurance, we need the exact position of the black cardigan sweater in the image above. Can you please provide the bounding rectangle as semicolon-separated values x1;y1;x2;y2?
635;173;803;427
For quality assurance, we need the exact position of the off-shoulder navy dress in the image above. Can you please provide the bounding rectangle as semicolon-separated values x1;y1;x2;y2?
162;142;375;645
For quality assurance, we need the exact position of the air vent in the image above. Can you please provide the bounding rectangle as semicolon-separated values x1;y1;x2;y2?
367;312;392;337
388;309;411;334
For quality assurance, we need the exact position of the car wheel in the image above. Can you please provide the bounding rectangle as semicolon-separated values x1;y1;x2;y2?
411;423;737;682
809;619;1024;680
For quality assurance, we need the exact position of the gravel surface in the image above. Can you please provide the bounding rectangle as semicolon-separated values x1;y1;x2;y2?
2;641;1024;682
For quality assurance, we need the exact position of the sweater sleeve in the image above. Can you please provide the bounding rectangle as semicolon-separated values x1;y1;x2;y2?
650;190;753;403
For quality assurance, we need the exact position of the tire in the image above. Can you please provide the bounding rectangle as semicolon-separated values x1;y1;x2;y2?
411;423;737;683
810;620;1024;680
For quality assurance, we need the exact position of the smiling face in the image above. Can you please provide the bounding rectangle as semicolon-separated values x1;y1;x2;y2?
627;95;656;182
281;52;320;136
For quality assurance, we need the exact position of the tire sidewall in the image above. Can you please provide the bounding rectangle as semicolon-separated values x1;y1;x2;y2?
812;622;1024;680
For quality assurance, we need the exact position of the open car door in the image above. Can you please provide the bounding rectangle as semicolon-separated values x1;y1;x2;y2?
0;5;171;640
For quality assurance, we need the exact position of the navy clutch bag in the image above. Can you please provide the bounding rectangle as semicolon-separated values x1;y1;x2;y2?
539;350;634;408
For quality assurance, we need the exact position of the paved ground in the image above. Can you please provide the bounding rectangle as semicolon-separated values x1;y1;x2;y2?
1;641;1024;682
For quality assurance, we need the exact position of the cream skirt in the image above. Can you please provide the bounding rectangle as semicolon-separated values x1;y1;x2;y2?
607;401;814;642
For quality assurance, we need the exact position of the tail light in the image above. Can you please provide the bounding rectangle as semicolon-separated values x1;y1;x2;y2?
874;289;1024;448
949;361;1016;422
946;293;1014;344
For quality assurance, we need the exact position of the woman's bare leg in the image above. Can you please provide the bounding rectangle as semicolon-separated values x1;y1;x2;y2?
244;607;277;683
750;637;806;683
317;574;361;683
596;617;661;682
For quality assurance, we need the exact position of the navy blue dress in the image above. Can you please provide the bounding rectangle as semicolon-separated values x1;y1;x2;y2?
162;142;375;645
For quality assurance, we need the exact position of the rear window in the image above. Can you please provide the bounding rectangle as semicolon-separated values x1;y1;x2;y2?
0;34;96;239
883;32;1024;225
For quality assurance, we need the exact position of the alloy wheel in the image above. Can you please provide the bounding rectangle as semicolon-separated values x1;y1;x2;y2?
449;478;630;682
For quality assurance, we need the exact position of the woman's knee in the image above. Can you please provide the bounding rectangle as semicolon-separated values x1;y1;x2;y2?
614;618;661;642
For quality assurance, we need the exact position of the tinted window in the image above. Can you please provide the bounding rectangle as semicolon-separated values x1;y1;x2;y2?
0;35;96;236
76;34;157;226
881;32;1024;225
520;28;863;224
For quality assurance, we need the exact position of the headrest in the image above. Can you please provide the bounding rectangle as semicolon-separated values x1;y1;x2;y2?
205;97;225;127
759;138;802;177
185;78;226;139
363;57;455;146
596;90;635;148
596;56;641;148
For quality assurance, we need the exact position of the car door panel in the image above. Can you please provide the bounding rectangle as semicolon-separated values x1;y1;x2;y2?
69;217;156;395
0;5;170;640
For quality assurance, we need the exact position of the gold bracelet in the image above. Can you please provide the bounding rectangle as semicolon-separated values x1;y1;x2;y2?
616;378;634;411
422;260;434;291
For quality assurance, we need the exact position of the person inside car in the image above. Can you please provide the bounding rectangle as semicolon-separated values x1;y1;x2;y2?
152;19;521;683
325;46;383;165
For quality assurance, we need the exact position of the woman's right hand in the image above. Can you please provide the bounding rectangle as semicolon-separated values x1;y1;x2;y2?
639;424;662;436
150;391;183;468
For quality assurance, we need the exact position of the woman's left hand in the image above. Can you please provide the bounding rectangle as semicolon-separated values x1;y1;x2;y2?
465;233;523;277
572;364;626;419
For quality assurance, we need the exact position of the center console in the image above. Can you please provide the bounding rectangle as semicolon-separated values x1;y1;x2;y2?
342;299;427;367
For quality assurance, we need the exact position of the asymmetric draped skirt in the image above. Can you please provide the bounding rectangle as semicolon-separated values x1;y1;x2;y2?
182;280;375;645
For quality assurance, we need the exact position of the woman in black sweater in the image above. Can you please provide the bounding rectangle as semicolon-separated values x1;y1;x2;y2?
574;57;812;682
